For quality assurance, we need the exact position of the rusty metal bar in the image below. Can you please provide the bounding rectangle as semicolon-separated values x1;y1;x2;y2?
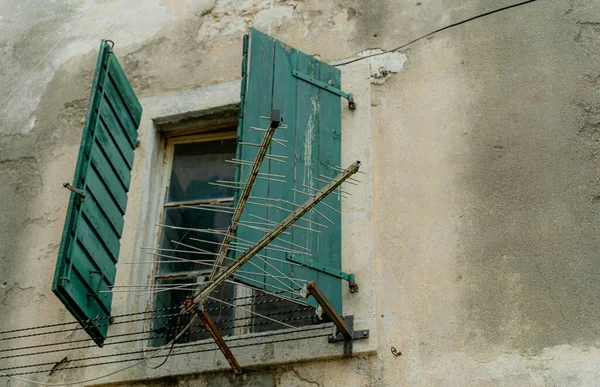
197;308;242;374
305;281;351;339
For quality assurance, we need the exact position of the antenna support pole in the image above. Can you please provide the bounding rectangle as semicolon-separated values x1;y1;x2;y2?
209;109;281;280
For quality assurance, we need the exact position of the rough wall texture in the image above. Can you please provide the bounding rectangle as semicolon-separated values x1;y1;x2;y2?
1;0;600;385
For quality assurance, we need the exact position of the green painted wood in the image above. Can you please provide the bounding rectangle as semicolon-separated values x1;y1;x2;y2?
95;122;131;190
98;103;134;169
90;145;128;213
264;40;297;295
77;217;118;271
234;29;343;314
87;166;125;233
103;79;138;148
60;268;110;341
293;51;322;310
233;28;275;288
82;194;121;261
69;241;113;309
107;57;143;127
52;40;141;346
315;62;342;311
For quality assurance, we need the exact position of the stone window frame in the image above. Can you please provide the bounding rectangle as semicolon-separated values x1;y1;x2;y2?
84;60;376;385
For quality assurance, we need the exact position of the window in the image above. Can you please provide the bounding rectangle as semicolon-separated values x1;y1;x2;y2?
151;132;237;345
53;30;374;368
150;27;348;347
151;128;315;347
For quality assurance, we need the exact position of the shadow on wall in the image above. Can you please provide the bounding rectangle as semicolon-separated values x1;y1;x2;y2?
456;1;600;351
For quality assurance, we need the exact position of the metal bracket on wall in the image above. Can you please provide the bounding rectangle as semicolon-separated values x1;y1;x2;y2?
63;182;86;204
305;281;369;356
292;70;356;110
288;255;359;293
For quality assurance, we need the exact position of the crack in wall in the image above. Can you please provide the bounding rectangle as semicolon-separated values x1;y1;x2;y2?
277;368;321;387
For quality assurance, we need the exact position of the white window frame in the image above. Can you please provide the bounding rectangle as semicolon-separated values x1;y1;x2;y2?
83;61;376;385
148;130;238;342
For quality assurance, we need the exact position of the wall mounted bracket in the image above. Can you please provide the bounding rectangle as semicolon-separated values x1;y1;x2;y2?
288;256;358;292
292;70;356;110
305;281;369;356
63;182;86;204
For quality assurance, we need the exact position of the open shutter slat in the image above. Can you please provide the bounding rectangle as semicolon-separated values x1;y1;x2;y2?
233;29;276;287
291;51;321;300
90;145;128;213
52;40;141;346
94;125;131;190
103;79;138;148
81;202;120;261
107;58;143;127
315;61;343;307
235;29;343;314
264;40;298;293
98;103;134;169
87;166;125;231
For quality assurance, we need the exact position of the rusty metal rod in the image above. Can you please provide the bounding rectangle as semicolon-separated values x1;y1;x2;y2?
197;308;242;374
210;121;278;280
306;280;351;339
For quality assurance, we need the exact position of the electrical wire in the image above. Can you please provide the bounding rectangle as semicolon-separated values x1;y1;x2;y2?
0;290;296;339
0;306;182;337
334;0;541;67
142;312;180;370
0;325;332;378
0;301;306;355
0;315;199;386
0;312;316;367
3;312;316;363
3;331;332;378
0;311;188;342
0;305;314;356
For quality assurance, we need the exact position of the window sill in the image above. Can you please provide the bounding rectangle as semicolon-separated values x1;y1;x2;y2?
84;322;375;385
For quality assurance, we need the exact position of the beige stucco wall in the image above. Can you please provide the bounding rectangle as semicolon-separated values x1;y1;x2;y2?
2;0;600;385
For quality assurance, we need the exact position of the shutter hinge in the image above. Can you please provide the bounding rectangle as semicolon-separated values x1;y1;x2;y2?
292;70;356;110
288;255;358;293
63;183;86;204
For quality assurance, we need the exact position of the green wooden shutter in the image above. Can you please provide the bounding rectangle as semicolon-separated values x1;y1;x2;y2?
234;29;343;313
52;40;142;346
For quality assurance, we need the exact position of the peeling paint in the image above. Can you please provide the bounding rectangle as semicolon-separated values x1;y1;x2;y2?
253;6;294;35
356;48;407;84
303;97;318;188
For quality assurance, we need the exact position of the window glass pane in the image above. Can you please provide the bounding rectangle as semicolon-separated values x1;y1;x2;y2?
151;280;235;346
157;205;233;275
167;139;236;203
